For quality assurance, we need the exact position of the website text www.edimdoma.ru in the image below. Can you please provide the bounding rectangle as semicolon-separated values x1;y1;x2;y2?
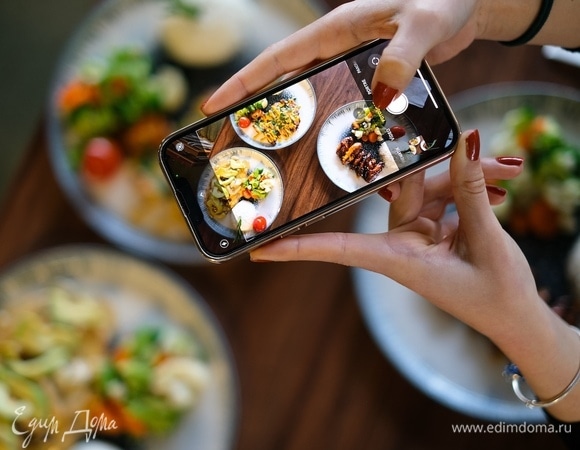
451;421;572;435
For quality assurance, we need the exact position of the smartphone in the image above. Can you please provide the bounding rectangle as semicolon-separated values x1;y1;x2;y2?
159;39;460;263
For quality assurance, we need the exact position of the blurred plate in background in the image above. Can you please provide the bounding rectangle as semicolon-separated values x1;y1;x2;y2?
353;82;580;422
46;0;323;265
0;245;238;449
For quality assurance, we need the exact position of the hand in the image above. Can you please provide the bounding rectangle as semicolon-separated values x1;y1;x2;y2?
250;130;539;338
202;0;480;114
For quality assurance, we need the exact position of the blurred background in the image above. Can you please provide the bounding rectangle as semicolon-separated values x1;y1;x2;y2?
0;0;95;204
0;2;578;449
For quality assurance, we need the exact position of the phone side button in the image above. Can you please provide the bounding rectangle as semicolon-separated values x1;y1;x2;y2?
279;226;300;239
305;215;326;227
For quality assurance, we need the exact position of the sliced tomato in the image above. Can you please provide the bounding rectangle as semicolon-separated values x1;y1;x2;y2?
252;216;267;233
238;116;251;128
81;137;123;181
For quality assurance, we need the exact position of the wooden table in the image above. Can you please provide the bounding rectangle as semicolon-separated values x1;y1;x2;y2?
1;4;579;449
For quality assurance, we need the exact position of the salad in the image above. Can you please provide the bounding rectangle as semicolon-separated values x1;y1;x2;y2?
57;48;191;241
491;107;580;238
234;95;301;146
205;155;276;233
0;284;208;450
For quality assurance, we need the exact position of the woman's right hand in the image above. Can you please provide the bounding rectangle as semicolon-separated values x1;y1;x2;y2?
202;0;480;115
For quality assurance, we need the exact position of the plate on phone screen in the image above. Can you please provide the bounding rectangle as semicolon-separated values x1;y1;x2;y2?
353;82;580;423
317;101;418;192
197;147;284;239
230;80;317;150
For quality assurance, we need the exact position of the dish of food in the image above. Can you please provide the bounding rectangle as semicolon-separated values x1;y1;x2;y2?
197;147;283;239
0;246;238;450
47;0;322;264
317;101;418;192
490;107;580;239
353;82;580;422
230;80;317;150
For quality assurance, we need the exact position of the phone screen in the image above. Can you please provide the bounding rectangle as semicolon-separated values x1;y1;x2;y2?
160;40;459;261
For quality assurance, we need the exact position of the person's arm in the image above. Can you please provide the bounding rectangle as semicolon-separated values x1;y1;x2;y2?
202;0;580;115
478;0;580;47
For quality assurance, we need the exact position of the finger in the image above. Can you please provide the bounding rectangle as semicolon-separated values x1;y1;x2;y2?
203;2;395;114
371;6;451;108
388;170;426;229
378;182;400;202
450;130;504;243
250;231;391;272
422;156;524;205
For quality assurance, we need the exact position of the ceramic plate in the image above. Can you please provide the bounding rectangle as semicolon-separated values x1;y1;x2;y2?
0;246;239;449
230;80;317;150
353;82;580;422
317;101;417;192
46;0;324;265
197;147;283;239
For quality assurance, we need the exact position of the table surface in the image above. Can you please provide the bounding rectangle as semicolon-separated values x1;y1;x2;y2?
1;3;580;449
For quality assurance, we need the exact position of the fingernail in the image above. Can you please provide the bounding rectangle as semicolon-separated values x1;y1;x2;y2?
379;187;393;202
466;129;480;161
496;156;523;167
486;184;507;197
372;82;398;110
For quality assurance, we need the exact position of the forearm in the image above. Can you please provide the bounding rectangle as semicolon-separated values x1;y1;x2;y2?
477;0;580;47
487;296;580;422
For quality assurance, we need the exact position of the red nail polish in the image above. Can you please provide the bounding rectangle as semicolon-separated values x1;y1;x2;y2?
496;156;524;167
486;185;507;197
466;130;480;161
372;82;398;110
379;187;393;202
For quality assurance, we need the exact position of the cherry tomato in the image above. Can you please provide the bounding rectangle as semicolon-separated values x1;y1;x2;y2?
81;137;123;181
252;216;267;233
238;116;251;128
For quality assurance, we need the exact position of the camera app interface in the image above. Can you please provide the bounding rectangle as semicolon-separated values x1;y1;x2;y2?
161;41;456;256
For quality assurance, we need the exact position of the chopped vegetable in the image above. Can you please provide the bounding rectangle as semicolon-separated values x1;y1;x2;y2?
95;327;208;437
58;48;191;241
0;285;209;448
492;107;580;238
206;156;275;221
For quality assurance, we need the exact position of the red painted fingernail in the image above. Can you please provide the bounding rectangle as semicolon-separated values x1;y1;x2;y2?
486;184;507;197
372;82;398;110
379;187;393;202
496;156;523;167
466;129;480;161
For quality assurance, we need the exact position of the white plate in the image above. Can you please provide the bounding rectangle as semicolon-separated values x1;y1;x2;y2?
353;82;580;422
197;147;283;239
230;80;317;150
0;246;239;449
317;101;417;192
46;0;324;265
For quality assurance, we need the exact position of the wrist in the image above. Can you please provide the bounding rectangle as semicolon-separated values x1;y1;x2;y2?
475;0;542;42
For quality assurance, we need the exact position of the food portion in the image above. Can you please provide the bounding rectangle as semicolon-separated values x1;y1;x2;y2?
491;107;580;238
336;105;407;183
336;136;384;183
234;94;302;147
0;284;208;450
160;0;246;67
57;48;191;241
204;154;277;234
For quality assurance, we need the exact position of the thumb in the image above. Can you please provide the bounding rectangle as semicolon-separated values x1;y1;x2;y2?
450;129;501;240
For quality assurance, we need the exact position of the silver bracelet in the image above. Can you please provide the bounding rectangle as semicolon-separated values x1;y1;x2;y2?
504;325;580;409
